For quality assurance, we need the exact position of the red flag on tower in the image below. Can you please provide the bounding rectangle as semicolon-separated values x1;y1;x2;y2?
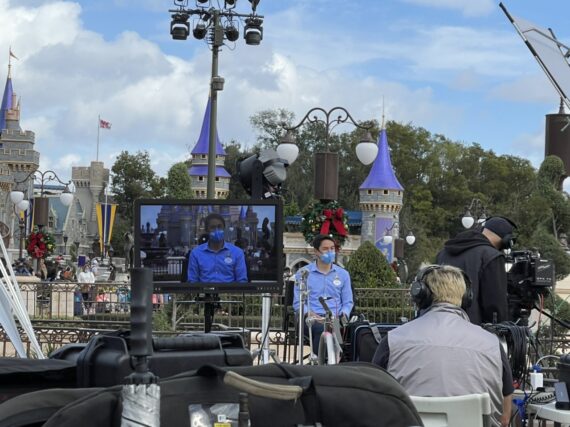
99;119;112;129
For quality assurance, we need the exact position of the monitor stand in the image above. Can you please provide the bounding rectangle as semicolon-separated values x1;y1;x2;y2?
195;293;220;333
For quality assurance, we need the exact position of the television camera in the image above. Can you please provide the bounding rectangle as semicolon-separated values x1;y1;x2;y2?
506;249;555;324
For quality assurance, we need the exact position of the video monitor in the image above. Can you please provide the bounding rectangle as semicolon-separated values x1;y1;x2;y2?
133;199;283;293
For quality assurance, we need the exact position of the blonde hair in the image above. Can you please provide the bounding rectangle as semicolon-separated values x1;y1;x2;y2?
420;264;467;306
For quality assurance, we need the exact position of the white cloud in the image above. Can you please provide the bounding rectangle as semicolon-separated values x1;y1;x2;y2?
400;0;495;17
0;0;556;183
490;74;559;104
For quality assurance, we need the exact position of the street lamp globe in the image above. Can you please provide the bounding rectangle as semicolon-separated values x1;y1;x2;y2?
355;132;378;166
10;191;24;205
383;235;393;244
276;131;299;165
60;186;74;207
405;232;416;246
461;212;475;229
16;200;29;213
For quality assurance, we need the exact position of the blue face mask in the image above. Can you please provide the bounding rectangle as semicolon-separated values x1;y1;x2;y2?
319;251;335;265
209;229;225;243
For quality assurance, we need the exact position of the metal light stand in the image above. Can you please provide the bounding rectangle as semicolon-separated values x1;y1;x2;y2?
251;293;280;364
297;270;309;365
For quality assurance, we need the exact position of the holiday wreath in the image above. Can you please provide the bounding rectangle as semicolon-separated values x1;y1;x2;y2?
300;200;349;248
26;226;56;259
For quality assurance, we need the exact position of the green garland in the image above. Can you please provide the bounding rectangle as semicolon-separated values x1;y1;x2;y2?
300;200;349;248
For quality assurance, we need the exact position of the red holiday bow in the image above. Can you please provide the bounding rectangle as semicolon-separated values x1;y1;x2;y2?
320;208;348;237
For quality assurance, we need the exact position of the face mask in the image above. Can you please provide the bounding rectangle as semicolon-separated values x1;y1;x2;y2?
209;229;225;243
319;251;335;264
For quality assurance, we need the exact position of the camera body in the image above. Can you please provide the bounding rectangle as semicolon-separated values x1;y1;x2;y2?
506;250;555;322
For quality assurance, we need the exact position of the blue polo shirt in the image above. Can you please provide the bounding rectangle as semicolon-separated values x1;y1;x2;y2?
187;242;248;283
293;262;353;317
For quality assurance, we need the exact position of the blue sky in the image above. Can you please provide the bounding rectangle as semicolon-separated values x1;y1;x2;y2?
2;0;570;189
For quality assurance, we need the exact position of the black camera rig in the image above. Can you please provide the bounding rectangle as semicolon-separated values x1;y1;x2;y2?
506;249;555;324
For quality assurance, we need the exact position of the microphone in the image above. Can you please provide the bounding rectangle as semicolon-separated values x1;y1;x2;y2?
299;268;309;283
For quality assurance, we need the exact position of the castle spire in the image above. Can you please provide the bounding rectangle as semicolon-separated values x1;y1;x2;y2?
359;127;403;191
0;69;14;132
190;96;226;156
188;97;230;198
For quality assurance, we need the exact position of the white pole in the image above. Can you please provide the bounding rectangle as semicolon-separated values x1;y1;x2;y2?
97;115;100;162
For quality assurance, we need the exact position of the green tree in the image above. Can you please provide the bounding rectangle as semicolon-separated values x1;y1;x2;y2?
165;161;193;199
346;241;397;288
111;150;162;222
224;142;250;200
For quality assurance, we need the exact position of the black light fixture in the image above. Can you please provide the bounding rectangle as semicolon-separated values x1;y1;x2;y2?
237;149;289;199
197;0;209;4
224;0;236;7
244;17;263;45
249;0;260;12
170;13;190;40
224;23;239;42
193;21;207;39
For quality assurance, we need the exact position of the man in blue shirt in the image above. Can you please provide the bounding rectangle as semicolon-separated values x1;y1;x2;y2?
188;213;248;283
293;234;353;355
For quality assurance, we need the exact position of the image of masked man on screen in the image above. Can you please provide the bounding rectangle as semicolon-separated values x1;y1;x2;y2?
187;213;248;283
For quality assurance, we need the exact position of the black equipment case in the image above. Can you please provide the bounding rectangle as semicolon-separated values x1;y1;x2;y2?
0;358;77;404
40;363;423;427
73;330;253;387
348;323;399;362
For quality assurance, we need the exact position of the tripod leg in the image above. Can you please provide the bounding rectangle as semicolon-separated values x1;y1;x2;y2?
204;302;215;333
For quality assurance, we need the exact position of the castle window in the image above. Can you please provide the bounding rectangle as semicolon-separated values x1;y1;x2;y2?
367;190;372;195
215;177;220;182
198;176;204;181
201;155;206;159
383;190;388;195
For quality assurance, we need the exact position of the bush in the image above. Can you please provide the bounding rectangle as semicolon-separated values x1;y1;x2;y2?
346;241;397;288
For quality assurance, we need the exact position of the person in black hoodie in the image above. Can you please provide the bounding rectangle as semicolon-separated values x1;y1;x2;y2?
436;216;517;325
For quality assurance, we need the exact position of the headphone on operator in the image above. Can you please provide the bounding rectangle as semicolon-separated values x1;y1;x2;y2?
410;265;473;310
481;216;518;251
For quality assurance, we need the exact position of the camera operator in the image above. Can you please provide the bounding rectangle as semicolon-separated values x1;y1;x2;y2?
436;216;517;325
372;265;513;427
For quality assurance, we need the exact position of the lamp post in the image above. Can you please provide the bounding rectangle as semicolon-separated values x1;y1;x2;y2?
10;169;73;229
11;199;29;260
461;198;488;229
382;221;416;246
169;0;264;199
277;106;378;201
63;235;68;255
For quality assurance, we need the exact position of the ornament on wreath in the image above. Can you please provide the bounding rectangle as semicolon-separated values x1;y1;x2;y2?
300;200;349;248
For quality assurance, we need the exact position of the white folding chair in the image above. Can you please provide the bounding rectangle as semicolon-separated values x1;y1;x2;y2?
410;393;492;427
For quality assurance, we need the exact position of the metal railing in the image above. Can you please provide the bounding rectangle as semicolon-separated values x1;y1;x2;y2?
3;281;569;364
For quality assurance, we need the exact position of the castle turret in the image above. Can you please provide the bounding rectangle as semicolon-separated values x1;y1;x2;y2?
0;58;39;221
188;97;230;199
359;117;403;262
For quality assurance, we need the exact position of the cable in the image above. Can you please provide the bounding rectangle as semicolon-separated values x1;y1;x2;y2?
483;322;531;384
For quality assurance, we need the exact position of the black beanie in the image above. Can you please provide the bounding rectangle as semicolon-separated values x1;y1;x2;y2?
483;217;516;238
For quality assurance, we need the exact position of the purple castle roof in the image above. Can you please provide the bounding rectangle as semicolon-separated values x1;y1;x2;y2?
0;76;13;131
360;128;403;191
191;97;226;156
188;165;231;178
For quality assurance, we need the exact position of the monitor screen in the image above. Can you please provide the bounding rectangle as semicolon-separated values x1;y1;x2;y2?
133;199;283;293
